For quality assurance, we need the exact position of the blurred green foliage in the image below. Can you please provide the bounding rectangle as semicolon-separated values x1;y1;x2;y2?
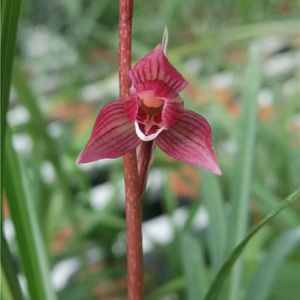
2;0;300;300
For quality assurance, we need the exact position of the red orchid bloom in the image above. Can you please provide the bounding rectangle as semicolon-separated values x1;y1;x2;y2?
77;45;221;175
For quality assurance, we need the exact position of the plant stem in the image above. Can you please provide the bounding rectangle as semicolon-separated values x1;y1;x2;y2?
138;141;155;200
119;1;144;299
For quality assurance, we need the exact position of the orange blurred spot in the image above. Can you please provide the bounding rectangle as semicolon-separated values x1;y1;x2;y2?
169;165;200;198
51;225;74;254
229;102;242;118
184;83;205;104
50;102;96;135
226;49;246;65
214;89;234;106
2;195;10;219
259;106;274;122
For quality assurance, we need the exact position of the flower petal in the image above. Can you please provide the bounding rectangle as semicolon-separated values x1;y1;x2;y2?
155;110;221;175
129;45;188;93
154;82;184;129
124;94;138;123
77;101;141;163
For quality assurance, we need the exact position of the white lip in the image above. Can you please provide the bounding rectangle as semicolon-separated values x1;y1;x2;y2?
134;122;165;142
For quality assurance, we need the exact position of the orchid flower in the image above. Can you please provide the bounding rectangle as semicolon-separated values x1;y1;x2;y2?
77;39;221;175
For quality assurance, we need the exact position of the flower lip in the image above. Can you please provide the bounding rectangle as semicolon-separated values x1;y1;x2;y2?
134;121;165;141
135;93;165;141
138;90;164;108
132;80;184;129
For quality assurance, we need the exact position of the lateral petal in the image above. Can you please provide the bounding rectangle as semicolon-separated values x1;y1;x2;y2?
124;94;138;123
155;110;221;175
154;82;184;129
77;101;141;163
129;45;188;93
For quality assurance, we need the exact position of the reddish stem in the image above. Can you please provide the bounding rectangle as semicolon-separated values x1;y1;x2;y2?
119;1;144;299
138;141;155;200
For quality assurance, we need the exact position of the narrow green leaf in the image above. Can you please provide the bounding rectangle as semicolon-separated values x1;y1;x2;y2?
1;265;14;300
203;187;300;300
181;232;209;300
200;170;226;272
1;0;22;183
253;182;299;228
225;42;262;300
243;228;300;300
1;232;23;300
146;277;185;300
183;201;201;231
171;21;298;59
3;127;57;300
81;210;126;233
12;62;93;300
162;172;178;216
1;233;24;300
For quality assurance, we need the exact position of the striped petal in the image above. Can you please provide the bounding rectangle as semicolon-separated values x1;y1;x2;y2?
155;110;221;175
124;94;138;123
77;101;141;163
129;45;188;93
154;82;183;129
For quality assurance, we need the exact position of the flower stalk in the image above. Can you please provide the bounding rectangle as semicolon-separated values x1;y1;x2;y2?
138;141;155;200
119;1;144;299
78;4;221;298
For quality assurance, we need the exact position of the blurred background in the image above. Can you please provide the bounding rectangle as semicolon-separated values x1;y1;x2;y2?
2;0;300;299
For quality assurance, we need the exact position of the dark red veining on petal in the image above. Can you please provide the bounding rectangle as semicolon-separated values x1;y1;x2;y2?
156;109;221;175
77;101;141;163
128;45;188;93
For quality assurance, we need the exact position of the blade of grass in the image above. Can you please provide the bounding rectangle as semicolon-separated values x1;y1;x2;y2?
3;127;57;300
200;170;226;273
1;0;22;149
162;171;178;217
225;42;262;300
243;228;300;300
1;265;15;300
202;187;300;300
170;21;298;59
81;211;126;234
12;62;93;300
183;201;201;231
180;232;209;300
1;233;24;300
253;182;299;228
146;276;185;300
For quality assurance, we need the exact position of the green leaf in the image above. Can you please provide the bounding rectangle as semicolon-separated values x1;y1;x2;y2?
181;232;209;300
243;228;300;300
146;277;185;300
3;127;57;300
225;42;262;300
200;170;226;272
81;210;126;233
12;63;94;300
1;265;14;300
203;187;300;300
1;234;24;300
1;0;22;182
253;182;299;228
171;21;298;59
